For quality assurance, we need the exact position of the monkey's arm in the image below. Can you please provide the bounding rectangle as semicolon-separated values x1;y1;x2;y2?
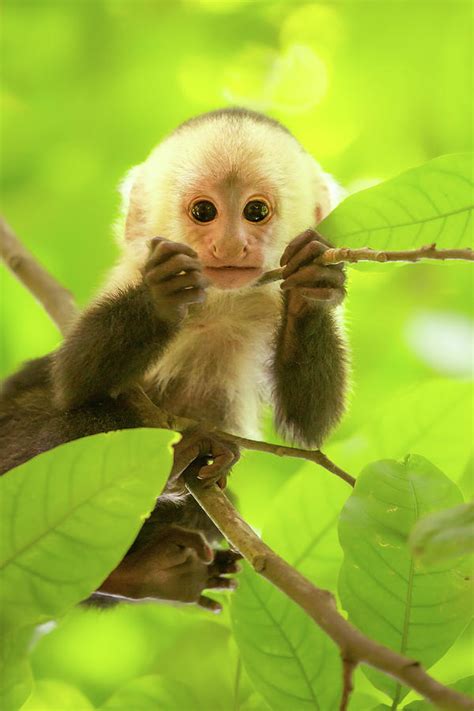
53;285;175;409
53;240;208;410
272;230;348;448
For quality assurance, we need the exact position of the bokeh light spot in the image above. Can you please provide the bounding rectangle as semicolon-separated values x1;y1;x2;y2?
223;43;328;114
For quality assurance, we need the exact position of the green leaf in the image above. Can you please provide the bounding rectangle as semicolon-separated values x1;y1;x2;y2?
20;679;94;711
100;675;198;710
320;153;473;251
231;561;342;711
338;455;472;706
0;429;174;709
262;461;351;589
0;428;173;626
348;691;385;710
410;502;474;566
327;379;473;485
0;623;33;711
230;464;350;710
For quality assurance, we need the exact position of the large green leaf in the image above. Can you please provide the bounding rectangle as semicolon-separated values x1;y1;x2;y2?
320;153;473;250
0;428;173;626
338;455;472;706
262;462;351;590
410;502;474;566
0;428;174;709
231;464;350;709
230;464;350;710
232;563;342;711
327;379;473;486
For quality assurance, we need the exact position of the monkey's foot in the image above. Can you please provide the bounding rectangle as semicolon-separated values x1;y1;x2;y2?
169;430;240;492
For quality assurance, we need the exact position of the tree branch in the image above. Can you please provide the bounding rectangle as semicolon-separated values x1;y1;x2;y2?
340;658;357;711
0;217;78;334
2;218;472;709
256;243;474;286
186;477;474;711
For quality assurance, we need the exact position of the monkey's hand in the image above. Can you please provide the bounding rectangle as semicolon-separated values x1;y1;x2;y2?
144;238;210;323
167;430;240;493
279;229;346;316
98;525;241;612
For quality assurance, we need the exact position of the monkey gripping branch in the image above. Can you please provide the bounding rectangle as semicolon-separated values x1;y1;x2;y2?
1;148;473;711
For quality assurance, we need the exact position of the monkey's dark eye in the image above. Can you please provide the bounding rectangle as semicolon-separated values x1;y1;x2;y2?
191;200;217;223
243;200;270;223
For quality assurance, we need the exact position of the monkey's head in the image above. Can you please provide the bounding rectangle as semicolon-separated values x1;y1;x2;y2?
120;109;341;290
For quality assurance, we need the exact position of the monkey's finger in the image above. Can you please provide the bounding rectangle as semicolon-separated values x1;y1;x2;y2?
282;239;328;277
148;238;198;262
210;550;243;574
163;527;214;563
158;544;193;568
206;576;238;591
158;272;210;295
165;288;207;306
197;449;236;483
213;549;243;564
281;264;345;291
198;595;222;613
298;287;345;304
146;254;202;279
280;228;321;266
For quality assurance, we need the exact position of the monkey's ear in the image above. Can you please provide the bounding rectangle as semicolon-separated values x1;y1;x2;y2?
119;165;148;242
314;170;345;225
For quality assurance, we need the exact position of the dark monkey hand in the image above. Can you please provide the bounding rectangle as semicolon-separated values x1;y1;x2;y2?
143;238;210;323
280;229;346;315
167;430;241;493
99;524;241;612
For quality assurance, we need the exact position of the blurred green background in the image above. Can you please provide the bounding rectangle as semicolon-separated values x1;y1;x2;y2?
1;1;472;709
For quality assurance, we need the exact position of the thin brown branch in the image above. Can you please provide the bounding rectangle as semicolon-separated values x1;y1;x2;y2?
186;478;474;711
255;243;474;286
127;388;356;487
0;216;78;334
340;658;357;711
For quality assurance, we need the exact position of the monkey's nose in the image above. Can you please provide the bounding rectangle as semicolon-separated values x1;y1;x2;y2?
212;241;248;260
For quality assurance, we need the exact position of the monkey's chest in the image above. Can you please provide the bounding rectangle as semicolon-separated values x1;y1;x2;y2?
144;297;280;435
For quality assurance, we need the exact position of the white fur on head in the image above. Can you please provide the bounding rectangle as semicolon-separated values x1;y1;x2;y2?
115;110;342;280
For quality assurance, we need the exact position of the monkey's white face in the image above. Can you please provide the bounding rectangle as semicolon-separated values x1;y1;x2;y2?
181;178;275;289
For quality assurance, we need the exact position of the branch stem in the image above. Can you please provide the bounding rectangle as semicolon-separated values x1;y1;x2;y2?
0;217;78;334
256;243;474;286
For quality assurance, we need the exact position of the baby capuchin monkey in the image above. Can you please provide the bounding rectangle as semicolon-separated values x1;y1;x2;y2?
0;108;348;611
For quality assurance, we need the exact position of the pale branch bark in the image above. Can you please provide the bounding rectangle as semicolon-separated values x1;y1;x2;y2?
186;478;474;711
255;243;474;286
0;217;78;334
3;219;473;710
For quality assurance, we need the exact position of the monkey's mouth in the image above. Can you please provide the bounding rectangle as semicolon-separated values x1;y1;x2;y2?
203;266;263;289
